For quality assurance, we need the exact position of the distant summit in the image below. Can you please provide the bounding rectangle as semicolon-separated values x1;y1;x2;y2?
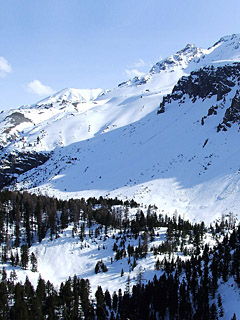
150;43;206;74
37;88;104;106
119;34;240;88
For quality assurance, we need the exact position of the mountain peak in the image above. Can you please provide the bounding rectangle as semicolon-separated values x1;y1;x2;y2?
128;35;240;87
210;34;240;51
149;43;204;75
36;88;104;106
216;33;240;45
180;43;197;52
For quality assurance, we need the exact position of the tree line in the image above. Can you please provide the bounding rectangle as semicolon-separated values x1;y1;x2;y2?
0;189;239;319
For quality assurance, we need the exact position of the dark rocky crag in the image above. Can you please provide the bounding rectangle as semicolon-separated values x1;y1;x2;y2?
0;151;50;189
217;89;240;131
158;63;240;131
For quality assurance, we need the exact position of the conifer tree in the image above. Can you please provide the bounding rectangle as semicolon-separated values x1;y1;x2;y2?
112;291;118;311
0;281;8;320
10;282;29;320
20;245;29;270
231;313;237;320
36;276;46;307
30;252;38;272
105;289;111;309
210;302;218;320
125;276;131;295
79;279;91;318
217;293;224;318
95;286;106;319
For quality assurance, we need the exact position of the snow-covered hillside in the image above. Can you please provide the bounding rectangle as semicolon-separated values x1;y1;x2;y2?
1;190;239;319
2;34;240;223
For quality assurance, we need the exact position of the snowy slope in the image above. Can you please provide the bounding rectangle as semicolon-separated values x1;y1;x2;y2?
14;214;169;294
37;88;104;105
3;204;239;319
2;34;240;152
2;34;240;223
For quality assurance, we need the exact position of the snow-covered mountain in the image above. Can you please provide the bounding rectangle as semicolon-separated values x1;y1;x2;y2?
2;34;240;223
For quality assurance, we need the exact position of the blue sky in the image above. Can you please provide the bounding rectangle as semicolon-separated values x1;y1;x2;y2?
1;0;240;110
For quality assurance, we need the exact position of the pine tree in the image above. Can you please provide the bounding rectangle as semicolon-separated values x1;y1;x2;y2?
30;252;38;272
20;245;29;270
60;206;69;230
112;291;118;311
14;207;21;247
35;201;43;243
79;279;91;318
95;260;108;274
142;231;148;257
36;275;46;306
137;266;144;286
60;278;73;317
95;286;106;319
10;270;17;282
179;280;187;319
216;293;224;318
210;302;218;320
11;282;29;320
1;245;8;263
1;268;7;283
10;251;15;266
121;268;124;277
125;276;131;295
132;257;137;271
45;280;58;320
24;276;35;317
155;258;161;270
0;281;8;320
105;289;111;309
15;251;19;267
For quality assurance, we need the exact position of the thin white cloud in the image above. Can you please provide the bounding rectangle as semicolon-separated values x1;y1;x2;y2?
125;58;152;78
27;80;54;96
0;56;11;77
125;69;145;78
130;58;148;68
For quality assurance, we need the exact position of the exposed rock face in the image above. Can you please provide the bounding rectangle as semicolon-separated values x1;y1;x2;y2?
0;112;32;147
5;112;32;126
118;76;149;87
217;90;240;131
158;63;240;117
0;151;50;189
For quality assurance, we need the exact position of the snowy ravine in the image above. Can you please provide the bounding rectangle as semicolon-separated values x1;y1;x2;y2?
2;34;240;223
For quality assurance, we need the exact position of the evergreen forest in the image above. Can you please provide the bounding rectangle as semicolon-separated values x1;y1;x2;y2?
0;189;239;319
